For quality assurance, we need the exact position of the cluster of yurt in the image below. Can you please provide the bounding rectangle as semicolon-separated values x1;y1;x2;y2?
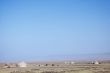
64;61;75;65
91;60;100;64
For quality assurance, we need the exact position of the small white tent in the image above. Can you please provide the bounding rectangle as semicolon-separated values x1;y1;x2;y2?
18;61;27;67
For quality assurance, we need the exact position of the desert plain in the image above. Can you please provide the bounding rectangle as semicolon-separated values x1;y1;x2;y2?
0;60;110;73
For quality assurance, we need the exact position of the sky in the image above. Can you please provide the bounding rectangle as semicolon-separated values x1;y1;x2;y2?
0;0;110;62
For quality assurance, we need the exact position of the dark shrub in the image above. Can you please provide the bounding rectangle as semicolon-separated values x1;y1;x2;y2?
45;64;48;66
51;64;55;66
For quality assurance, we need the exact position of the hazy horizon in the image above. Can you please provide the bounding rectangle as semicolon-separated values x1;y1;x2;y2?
0;0;110;62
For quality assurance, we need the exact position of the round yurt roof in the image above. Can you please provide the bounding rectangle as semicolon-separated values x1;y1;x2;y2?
18;61;27;67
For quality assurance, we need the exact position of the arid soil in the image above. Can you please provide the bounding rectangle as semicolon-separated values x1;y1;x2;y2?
0;63;110;73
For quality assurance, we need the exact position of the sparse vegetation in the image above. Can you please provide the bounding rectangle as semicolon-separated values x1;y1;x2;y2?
42;71;65;73
0;62;110;73
42;71;58;73
31;68;40;71
10;71;35;73
45;64;48;66
51;64;55;66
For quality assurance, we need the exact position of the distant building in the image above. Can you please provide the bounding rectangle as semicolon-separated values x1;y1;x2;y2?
18;61;27;67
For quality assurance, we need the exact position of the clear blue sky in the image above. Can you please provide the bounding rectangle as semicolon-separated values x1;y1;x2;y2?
0;0;110;62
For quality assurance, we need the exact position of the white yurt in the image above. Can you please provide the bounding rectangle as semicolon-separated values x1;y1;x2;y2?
18;61;27;67
95;61;99;64
64;61;70;64
71;61;75;64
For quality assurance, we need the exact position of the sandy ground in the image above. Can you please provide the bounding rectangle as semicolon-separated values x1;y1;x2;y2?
0;63;110;73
